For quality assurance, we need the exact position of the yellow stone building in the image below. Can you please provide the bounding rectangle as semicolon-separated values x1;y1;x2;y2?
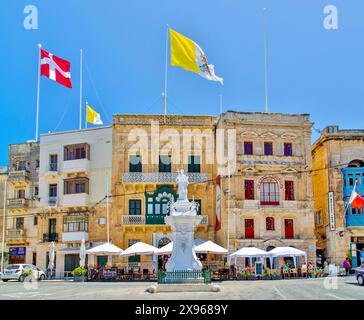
0;168;8;264
312;126;364;267
111;114;216;269
6;142;39;266
216;111;317;266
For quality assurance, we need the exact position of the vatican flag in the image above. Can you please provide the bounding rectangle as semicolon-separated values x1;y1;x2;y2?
86;104;103;125
169;29;223;84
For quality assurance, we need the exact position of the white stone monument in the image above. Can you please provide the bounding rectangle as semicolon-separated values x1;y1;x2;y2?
165;169;203;272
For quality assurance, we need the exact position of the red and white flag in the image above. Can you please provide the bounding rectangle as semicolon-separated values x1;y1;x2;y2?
40;48;72;88
349;185;364;210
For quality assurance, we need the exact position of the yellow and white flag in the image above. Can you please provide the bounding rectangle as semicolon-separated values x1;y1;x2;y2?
86;104;103;125
170;29;223;84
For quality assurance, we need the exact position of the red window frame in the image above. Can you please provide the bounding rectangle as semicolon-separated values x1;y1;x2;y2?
266;217;275;231
245;219;254;239
284;181;294;201
264;142;273;155
284;143;293;156
244;180;254;200
260;179;279;205
244;141;253;155
284;219;294;239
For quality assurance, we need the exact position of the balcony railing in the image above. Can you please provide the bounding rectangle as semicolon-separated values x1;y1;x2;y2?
121;215;146;225
43;233;58;242
48;196;57;206
49;163;58;172
8;170;30;182
120;214;208;226
6;228;26;240
122;172;208;183
7;198;29;208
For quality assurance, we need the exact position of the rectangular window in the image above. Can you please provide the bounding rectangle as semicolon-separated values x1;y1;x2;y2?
64;143;90;161
129;155;142;173
284;181;295;201
188;155;200;173
159;155;171;173
16;217;24;229
244;142;253;155
34;216;38;226
63;215;88;232
34;186;39;196
49;184;57;197
260;181;279;205
48;219;57;234
244;219;254;239
16;161;27;171
264;142;273;155
64;178;89;194
17;189;25;199
35;160;40;169
315;211;321;225
284;219;294;239
244;180;255;200
129;199;142;215
284;143;293;156
49;154;58;171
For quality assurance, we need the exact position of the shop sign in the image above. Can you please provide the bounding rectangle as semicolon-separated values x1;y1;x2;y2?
328;191;335;231
9;247;26;256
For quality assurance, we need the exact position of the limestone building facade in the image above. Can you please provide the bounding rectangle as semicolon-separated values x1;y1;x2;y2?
216;111;316;266
312;125;364;267
111;114;216;269
36;127;112;277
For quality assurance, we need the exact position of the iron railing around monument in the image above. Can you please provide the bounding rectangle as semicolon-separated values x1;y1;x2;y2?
157;270;211;284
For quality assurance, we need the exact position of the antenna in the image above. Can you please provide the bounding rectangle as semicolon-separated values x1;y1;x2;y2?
262;8;269;113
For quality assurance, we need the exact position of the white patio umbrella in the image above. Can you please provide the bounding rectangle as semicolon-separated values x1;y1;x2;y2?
79;239;86;268
48;241;56;278
229;247;270;267
194;240;228;255
121;242;157;257
154;242;173;255
268;247;307;268
86;242;123;255
153;239;208;256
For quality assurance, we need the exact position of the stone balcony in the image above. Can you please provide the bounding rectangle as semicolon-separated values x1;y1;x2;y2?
120;214;208;225
62;193;89;207
7;198;29;209
62;231;89;242
62;159;90;175
122;172;208;183
228;199;310;211
8;170;30;184
6;228;26;241
237;154;303;166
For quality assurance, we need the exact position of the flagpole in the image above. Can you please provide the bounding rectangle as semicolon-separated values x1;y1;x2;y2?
35;43;42;141
85;101;88;129
79;49;83;130
163;24;169;122
0;180;7;274
262;8;269;113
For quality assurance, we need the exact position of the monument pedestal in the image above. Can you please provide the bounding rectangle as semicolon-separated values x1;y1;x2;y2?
165;215;203;272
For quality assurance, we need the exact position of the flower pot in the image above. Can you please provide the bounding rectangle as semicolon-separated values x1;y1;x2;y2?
73;276;87;282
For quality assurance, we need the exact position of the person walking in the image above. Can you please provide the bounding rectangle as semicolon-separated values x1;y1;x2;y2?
343;257;351;275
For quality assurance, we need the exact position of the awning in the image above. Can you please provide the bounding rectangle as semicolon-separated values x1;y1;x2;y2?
121;242;157;257
86;242;123;255
194;241;228;255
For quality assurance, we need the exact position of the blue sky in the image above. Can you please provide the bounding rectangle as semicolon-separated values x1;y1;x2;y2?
0;0;363;165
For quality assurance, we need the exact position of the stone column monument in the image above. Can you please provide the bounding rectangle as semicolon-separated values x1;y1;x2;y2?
165;169;203;272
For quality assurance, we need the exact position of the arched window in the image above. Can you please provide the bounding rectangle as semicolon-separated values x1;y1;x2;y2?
158;237;171;248
266;217;275;231
348;159;364;168
260;177;279;205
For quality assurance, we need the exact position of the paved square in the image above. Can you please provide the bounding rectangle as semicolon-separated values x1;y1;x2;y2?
0;276;363;300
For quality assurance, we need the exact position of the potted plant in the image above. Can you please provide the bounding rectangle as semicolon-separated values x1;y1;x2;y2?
237;270;247;280
246;271;256;280
262;268;271;280
19;267;33;282
71;267;88;282
271;269;282;280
